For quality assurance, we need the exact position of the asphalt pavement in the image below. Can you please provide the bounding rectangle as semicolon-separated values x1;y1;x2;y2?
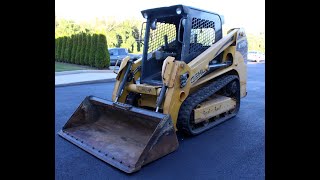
55;63;265;179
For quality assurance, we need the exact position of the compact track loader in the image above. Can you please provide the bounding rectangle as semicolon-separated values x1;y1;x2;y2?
58;4;248;173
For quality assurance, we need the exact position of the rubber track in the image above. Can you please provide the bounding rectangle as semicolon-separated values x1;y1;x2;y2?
177;75;239;135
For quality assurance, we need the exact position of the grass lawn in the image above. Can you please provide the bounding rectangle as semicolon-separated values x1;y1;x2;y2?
55;62;94;72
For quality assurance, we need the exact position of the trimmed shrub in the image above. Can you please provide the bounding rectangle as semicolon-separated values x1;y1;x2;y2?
80;33;87;65
75;34;82;64
55;38;60;60
56;37;63;61
63;37;72;63
70;34;77;64
62;37;67;62
63;36;69;62
84;34;91;65
60;37;67;62
95;34;110;69
89;34;98;67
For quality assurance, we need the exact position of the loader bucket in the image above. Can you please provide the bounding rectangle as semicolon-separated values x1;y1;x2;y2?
58;96;179;173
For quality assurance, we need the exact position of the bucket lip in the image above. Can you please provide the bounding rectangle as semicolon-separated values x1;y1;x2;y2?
89;96;169;119
58;130;139;173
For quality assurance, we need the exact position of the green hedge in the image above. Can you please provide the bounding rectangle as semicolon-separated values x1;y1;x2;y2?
55;33;110;68
70;34;76;64
95;34;110;69
84;34;91;65
55;38;60;60
89;34;98;67
59;37;63;61
60;37;67;62
63;37;72;63
62;37;67;62
80;33;87;65
75;34;81;64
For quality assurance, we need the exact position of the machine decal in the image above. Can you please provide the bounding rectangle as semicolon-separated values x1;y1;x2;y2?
190;69;207;84
137;86;153;94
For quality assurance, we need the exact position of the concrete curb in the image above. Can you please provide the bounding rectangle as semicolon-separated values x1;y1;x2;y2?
55;70;115;76
55;78;116;87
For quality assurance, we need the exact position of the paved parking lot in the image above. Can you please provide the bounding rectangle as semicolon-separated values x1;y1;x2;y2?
55;63;265;179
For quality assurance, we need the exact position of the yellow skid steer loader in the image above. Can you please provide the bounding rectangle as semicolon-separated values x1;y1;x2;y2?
58;4;247;173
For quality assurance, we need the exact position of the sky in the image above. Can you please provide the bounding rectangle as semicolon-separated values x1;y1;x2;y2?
55;0;265;33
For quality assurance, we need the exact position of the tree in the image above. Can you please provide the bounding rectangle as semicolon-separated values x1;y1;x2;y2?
75;34;82;64
84;34;91;65
108;19;141;53
80;33;87;65
55;19;82;38
63;37;73;62
89;34;98;67
95;34;110;69
247;32;265;53
60;37;67;62
62;37;67;62
55;38;60;60
70;34;77;63
58;37;64;61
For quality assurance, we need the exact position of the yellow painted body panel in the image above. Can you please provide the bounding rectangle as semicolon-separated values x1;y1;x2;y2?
138;94;157;108
127;84;159;96
162;60;191;129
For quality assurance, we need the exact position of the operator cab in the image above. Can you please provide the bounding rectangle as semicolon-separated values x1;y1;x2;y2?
140;4;224;86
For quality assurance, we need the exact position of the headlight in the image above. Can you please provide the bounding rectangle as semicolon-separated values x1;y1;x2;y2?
143;13;148;19
176;7;182;15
